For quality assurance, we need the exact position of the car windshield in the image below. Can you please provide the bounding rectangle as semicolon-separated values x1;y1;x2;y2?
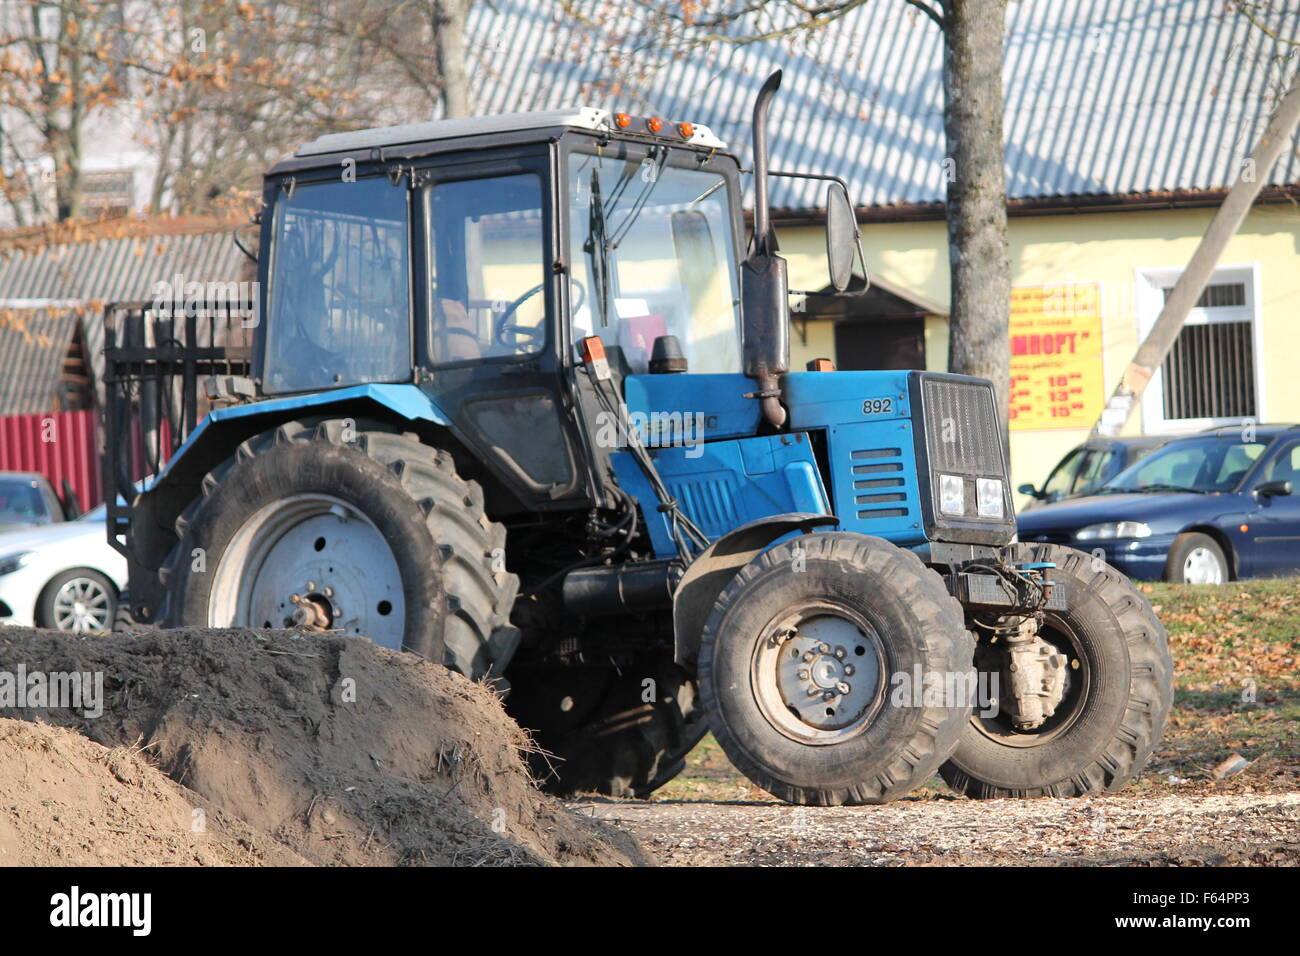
0;478;51;524
568;148;742;375
1100;437;1266;494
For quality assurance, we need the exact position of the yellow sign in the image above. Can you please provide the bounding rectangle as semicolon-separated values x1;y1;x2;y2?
1009;284;1103;431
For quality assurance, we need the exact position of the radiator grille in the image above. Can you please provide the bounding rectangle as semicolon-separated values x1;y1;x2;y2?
921;377;1003;476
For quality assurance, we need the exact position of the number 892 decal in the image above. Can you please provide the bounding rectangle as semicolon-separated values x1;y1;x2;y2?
861;397;894;416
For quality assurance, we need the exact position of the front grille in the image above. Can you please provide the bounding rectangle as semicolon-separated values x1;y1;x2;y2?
921;377;1003;477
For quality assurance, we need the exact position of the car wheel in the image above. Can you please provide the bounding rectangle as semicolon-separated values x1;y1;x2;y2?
37;568;118;633
1165;532;1229;585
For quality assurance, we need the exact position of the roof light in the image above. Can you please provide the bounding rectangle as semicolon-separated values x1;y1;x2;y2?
613;112;632;129
646;116;664;134
677;122;695;139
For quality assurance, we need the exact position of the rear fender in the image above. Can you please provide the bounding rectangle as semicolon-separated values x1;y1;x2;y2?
129;385;450;591
672;512;837;669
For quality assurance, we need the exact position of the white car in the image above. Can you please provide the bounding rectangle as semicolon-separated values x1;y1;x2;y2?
0;504;127;632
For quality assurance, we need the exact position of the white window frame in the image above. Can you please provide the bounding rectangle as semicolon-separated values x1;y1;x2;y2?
1133;263;1265;434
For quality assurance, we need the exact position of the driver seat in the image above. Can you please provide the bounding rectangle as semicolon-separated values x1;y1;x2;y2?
432;298;481;363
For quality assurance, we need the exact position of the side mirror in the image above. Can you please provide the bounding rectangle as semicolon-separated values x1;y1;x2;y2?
826;182;858;292
1255;479;1293;497
1017;483;1043;499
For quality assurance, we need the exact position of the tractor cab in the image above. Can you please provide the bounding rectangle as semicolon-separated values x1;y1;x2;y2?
256;108;759;515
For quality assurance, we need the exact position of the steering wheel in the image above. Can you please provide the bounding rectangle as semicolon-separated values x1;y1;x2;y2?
494;279;587;349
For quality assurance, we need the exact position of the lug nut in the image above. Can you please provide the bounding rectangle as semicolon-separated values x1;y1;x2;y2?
306;581;317;592
822;690;835;701
324;587;334;598
290;593;301;604
802;652;814;663
818;643;830;654
844;664;855;676
797;669;810;681
834;646;846;659
836;681;851;695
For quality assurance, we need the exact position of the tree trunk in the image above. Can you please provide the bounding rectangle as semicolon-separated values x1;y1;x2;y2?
942;0;1011;442
433;0;471;119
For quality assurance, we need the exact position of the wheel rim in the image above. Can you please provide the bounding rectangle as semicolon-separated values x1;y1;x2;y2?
208;494;407;650
53;577;112;633
969;614;1089;747
749;602;885;746
1183;546;1224;585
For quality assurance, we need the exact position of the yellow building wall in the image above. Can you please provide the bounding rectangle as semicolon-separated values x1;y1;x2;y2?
778;204;1300;507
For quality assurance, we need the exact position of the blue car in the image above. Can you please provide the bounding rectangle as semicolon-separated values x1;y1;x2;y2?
1018;425;1300;584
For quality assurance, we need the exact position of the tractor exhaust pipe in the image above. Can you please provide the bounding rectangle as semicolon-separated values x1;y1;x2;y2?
741;70;789;429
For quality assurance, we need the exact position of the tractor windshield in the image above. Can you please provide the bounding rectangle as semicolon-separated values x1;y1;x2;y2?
568;148;741;375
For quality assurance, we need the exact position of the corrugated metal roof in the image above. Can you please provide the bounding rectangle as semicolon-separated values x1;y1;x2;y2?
461;0;1300;209
0;229;247;304
0;227;248;411
0;308;77;415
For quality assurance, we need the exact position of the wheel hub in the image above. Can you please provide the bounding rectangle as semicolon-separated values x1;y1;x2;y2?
208;494;406;649
752;607;884;744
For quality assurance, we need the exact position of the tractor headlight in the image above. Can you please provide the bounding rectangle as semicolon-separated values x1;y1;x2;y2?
976;478;1005;518
1075;521;1152;541
0;551;34;576
938;474;965;515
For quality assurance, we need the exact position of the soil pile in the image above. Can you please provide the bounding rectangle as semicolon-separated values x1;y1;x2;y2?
0;628;647;866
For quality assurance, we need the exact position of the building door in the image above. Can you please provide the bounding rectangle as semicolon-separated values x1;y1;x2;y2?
834;318;925;371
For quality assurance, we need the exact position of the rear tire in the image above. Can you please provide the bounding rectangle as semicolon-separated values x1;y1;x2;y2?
699;532;972;806
940;543;1174;799
1165;532;1229;585
157;419;519;679
508;657;704;798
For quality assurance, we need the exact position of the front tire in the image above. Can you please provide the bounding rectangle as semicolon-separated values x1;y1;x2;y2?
157;419;519;679
1165;532;1229;585
940;543;1174;799
699;532;972;806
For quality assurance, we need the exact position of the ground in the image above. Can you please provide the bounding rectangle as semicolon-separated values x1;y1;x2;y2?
575;580;1300;866
0;580;1295;866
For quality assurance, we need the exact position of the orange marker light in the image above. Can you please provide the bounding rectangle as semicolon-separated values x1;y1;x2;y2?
646;116;664;134
1240;524;1249;533
581;336;612;381
677;122;695;139
613;112;632;129
807;358;836;372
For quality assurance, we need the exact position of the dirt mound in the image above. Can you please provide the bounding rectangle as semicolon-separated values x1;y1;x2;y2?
0;718;310;866
0;628;647;866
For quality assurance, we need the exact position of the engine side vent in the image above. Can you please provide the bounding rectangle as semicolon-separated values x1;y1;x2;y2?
850;447;909;520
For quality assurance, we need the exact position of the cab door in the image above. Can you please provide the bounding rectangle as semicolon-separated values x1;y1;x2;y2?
414;153;591;512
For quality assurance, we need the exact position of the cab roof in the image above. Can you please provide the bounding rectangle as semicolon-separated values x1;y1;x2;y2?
290;107;726;159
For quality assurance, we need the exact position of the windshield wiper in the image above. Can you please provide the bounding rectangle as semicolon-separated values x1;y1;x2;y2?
607;148;668;250
1105;483;1208;495
584;169;612;328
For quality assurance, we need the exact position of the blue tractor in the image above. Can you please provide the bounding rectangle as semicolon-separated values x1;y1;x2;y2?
105;73;1172;804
